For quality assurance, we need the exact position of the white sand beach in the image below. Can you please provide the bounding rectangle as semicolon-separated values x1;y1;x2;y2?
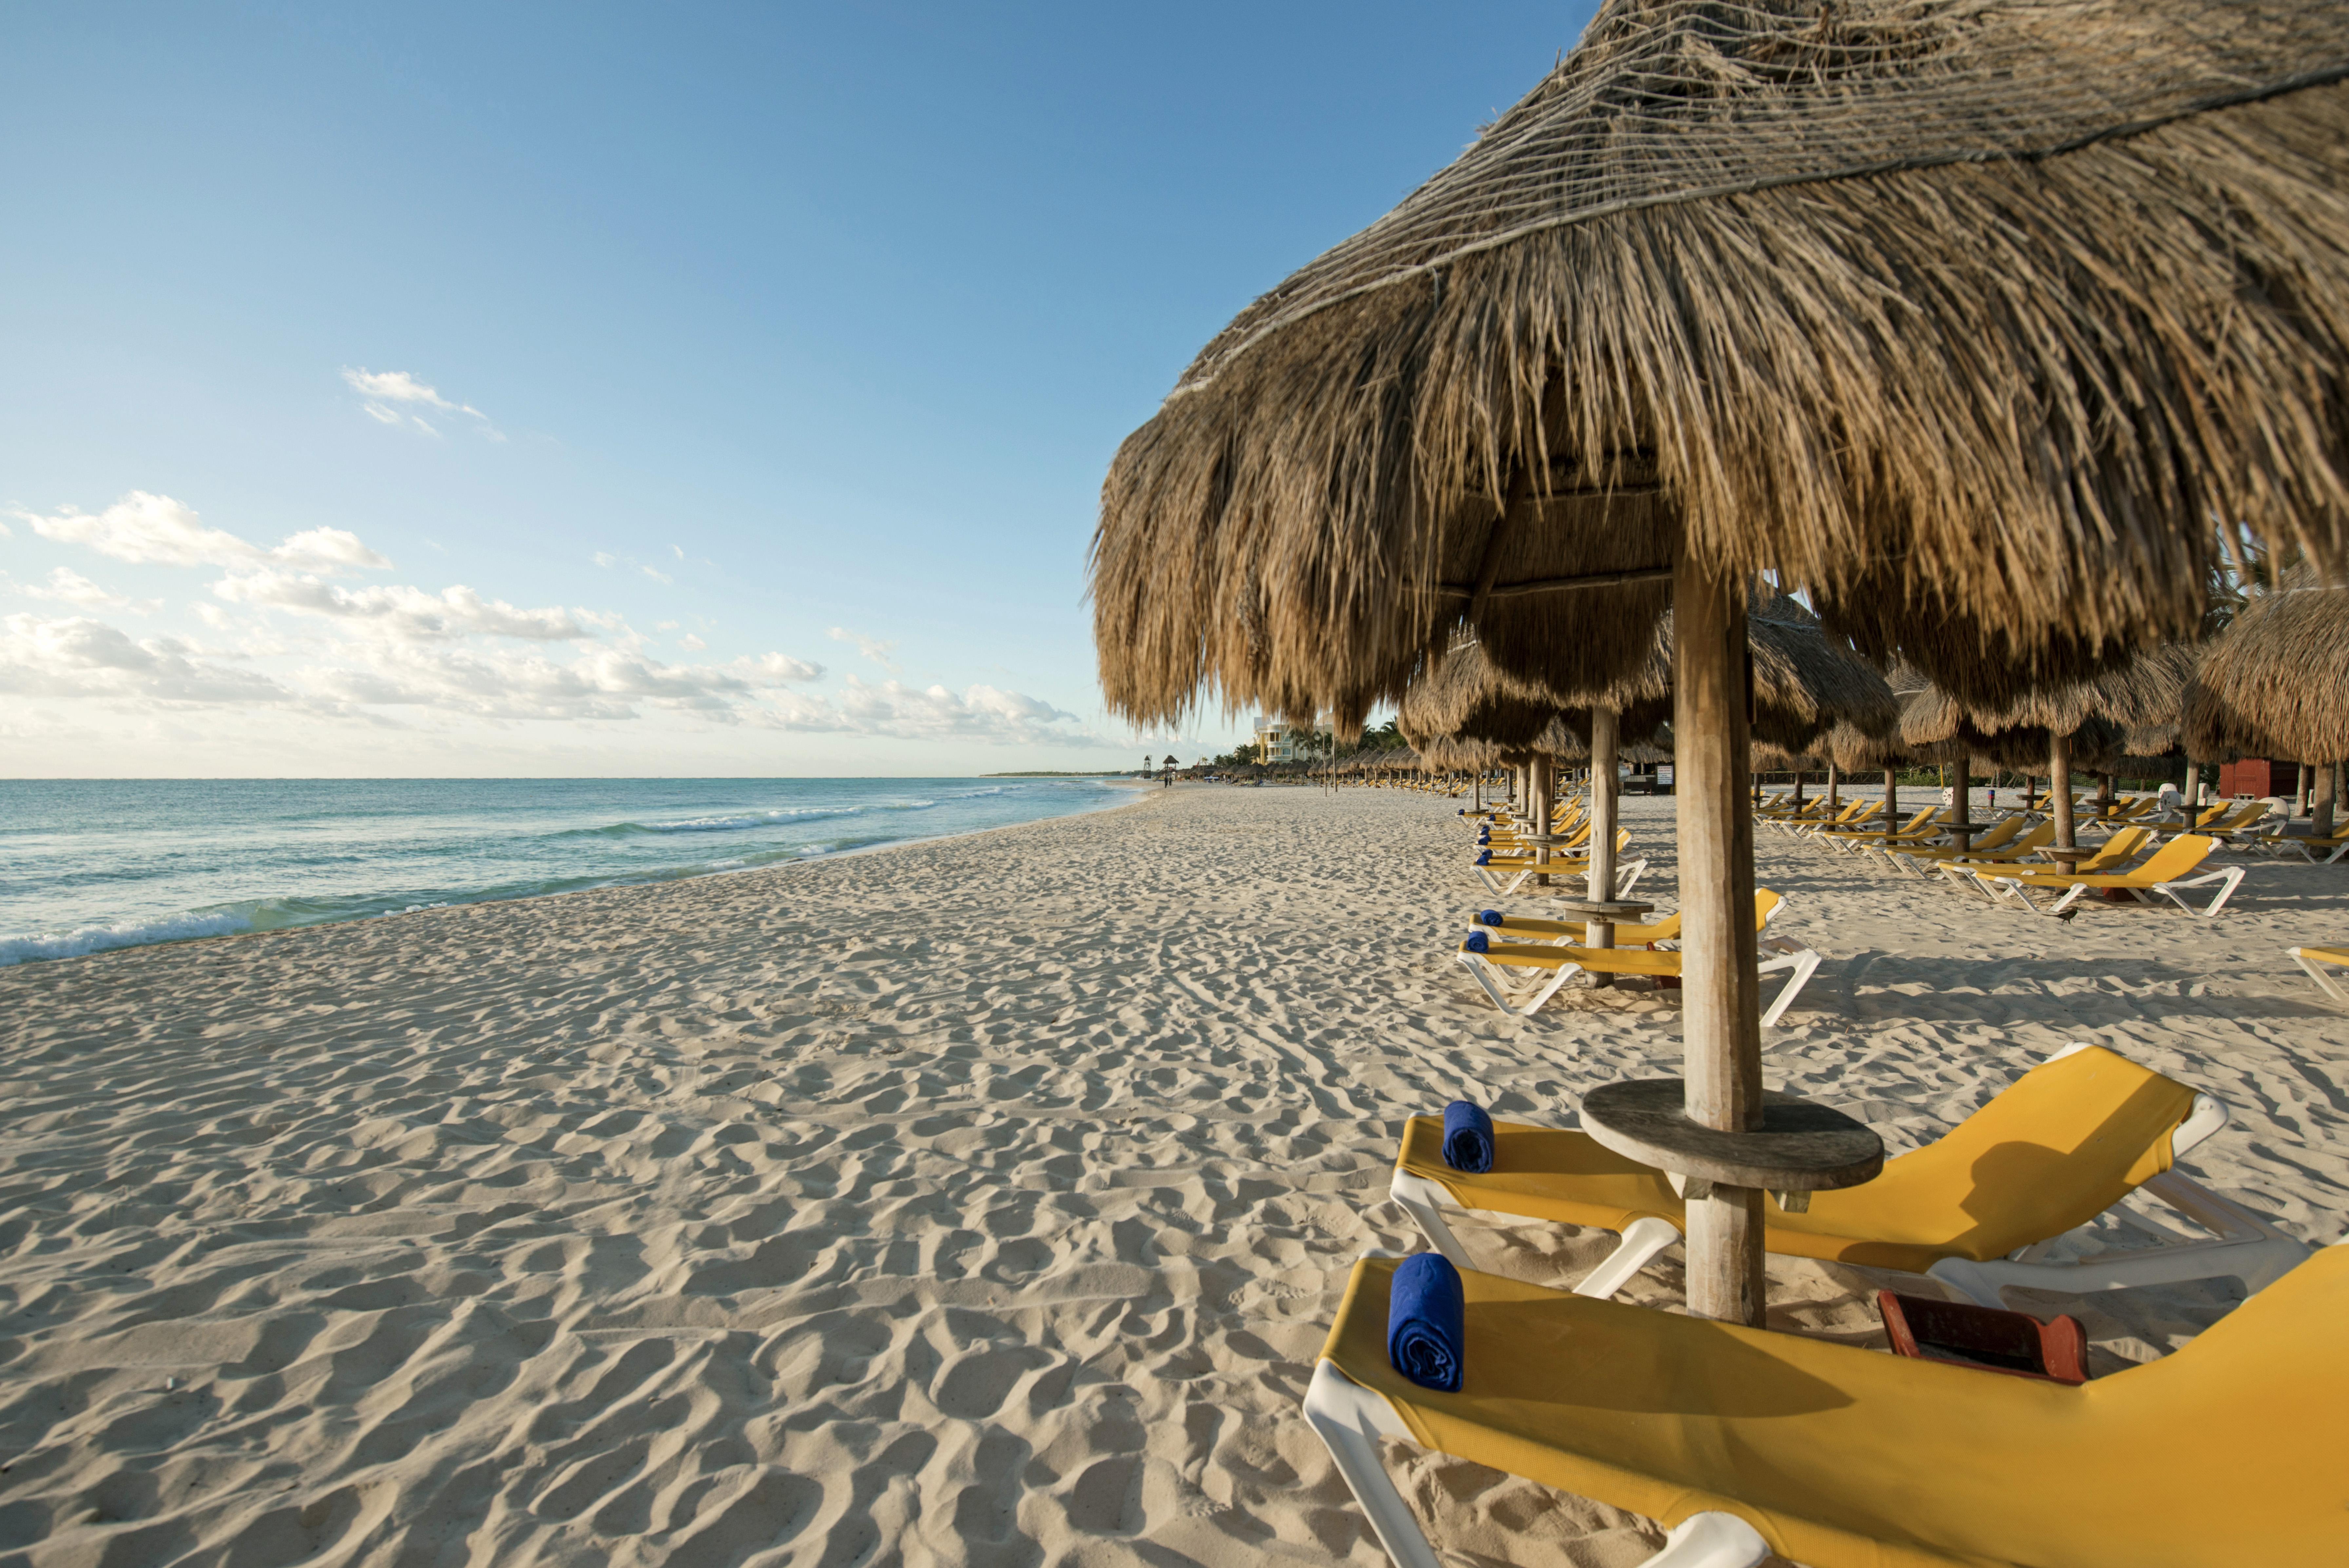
3;784;2344;1566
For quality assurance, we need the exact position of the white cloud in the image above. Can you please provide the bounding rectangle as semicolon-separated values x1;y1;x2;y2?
589;550;672;585
678;633;706;651
759;677;1106;746
0;613;291;705
341;367;502;439
302;641;823;723
15;567;161;614
827;625;902;674
212;571;587;641
3;604;829;726
19;493;391;573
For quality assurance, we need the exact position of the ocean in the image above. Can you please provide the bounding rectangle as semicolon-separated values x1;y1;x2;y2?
0;776;1132;967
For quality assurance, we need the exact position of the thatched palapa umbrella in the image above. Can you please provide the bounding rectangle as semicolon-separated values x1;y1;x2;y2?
1092;0;2349;1326
1904;644;2194;855
2188;566;2349;833
1401;592;1893;890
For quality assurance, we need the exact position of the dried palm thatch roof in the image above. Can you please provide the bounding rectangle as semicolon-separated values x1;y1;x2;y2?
1093;0;2349;732
1397;591;1894;756
1901;681;2130;771
1751;741;1825;772
1621;731;1675;766
1967;645;2198;741
1903;643;2194;746
1397;643;1565;757
2185;565;2349;761
1823;720;1902;772
1409;730;1504;771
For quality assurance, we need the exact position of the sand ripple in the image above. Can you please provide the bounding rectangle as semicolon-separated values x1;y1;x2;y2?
2;786;2343;1564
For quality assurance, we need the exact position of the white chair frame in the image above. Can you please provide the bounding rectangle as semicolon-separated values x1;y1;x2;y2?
1974;864;2245;918
2289;946;2349;1005
1455;936;1818;1025
1302;1349;1773;1568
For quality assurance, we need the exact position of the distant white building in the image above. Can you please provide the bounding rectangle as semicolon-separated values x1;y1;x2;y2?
1252;717;1303;763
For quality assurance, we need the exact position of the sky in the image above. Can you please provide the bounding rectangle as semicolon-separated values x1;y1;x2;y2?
0;2;1594;776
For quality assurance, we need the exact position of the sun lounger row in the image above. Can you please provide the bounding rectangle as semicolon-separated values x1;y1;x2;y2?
1307;1042;2334;1566
1456;890;1820;1024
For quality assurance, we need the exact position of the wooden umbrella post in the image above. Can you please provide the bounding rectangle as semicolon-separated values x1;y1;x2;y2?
1588;708;1620;904
1673;557;1767;1325
1826;762;1839;810
1533;754;1554;885
2050;732;2075;858
1951;754;1974;853
1883;766;1898;834
1587;707;1621;972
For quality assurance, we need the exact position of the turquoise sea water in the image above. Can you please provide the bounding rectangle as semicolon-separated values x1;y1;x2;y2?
0;777;1130;966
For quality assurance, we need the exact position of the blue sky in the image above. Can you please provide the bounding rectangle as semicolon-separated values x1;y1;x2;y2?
1;3;1591;775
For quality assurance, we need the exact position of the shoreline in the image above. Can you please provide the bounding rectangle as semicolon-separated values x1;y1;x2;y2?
0;778;1143;971
2;784;2341;1564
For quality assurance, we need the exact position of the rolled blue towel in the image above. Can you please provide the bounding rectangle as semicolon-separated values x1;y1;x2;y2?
1441;1100;1494;1173
1473;849;1492;865
1477;909;1505;926
1463;930;1490;954
1387;1253;1466;1392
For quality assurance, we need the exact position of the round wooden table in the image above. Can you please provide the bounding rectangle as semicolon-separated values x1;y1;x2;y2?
1580;1079;1884;1202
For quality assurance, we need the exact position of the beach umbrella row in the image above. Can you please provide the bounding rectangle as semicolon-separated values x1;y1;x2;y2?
1091;0;2349;1325
2187;565;2349;831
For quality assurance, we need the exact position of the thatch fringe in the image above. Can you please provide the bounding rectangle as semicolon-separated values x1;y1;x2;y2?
2185;566;2349;761
1092;2;2349;731
1393;590;1893;754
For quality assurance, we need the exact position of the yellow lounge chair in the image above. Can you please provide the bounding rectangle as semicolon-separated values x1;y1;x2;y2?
1464;908;1684;947
2289;945;2349;1005
1471;818;1599;859
1976;833;2244;918
1857;812;2033;876
1472;828;1636;896
1764;796;1860;830
1456;892;1817;1024
2082;795;2157;831
1303;1238;2349;1568
1775;799;1876;838
2254;826;2349;863
1846;807;1970;859
1892;819;2053;878
1387;1042;2303;1308
1816;803;1942;855
1934;823;2151;897
1874;812;2026;867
